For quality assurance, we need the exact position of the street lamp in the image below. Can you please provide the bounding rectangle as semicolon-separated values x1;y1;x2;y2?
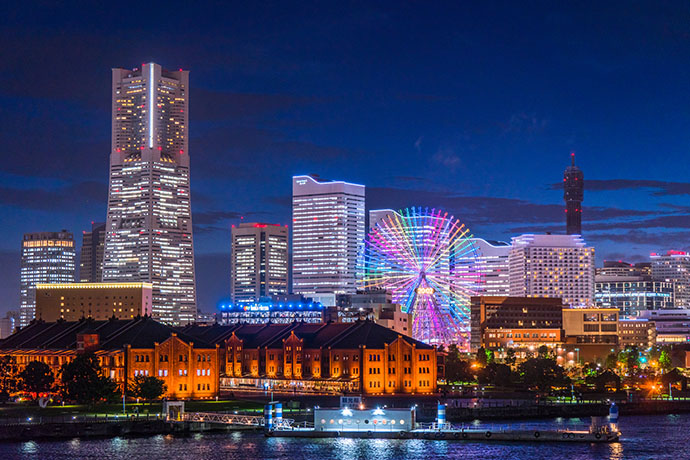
574;348;580;365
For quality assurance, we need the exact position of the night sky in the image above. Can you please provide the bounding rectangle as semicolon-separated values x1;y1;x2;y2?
2;2;690;314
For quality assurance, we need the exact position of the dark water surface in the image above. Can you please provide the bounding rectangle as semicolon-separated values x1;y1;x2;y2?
0;414;684;459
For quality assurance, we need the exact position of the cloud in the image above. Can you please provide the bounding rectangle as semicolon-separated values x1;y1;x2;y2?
193;210;268;235
587;230;690;249
549;179;690;196
367;187;655;228
192;89;316;122
0;181;107;211
414;136;423;153
500;112;549;135
432;147;461;170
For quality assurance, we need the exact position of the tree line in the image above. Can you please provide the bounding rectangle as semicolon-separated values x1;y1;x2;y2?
0;353;166;405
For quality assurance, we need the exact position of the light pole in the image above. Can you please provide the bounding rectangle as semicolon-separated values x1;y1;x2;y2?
575;348;580;365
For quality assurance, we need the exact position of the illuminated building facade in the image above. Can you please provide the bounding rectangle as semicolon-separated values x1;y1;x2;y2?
80;222;106;282
0;317;219;399
618;318;656;349
509;234;595;307
19;231;76;327
218;296;324;324
292;175;365;295
231;223;288;304
470;296;564;352
564;153;583;235
595;262;674;316
181;321;437;395
103;62;196;325
465;238;511;296
651;251;690;307
35;282;153;322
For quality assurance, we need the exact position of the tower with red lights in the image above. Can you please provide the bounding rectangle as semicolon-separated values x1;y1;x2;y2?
564;153;583;235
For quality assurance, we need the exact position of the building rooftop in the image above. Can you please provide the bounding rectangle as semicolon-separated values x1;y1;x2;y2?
0;317;214;351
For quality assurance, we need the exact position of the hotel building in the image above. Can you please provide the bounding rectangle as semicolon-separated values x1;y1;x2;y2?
231;223;288;304
35;282;153;322
292;175;365;296
103;62;197;325
466;238;511;296
19;231;76;327
509;234;595;307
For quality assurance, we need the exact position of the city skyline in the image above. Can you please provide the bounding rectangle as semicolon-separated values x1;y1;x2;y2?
3;3;690;315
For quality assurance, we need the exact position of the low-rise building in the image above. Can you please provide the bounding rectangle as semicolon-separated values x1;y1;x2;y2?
562;307;619;362
35;282;153;322
637;310;690;344
0;317;219;399
618;318;656;349
181;321;437;396
470;296;564;352
217;296;325;325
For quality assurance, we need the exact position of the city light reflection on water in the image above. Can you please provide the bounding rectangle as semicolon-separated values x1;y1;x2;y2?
0;415;687;459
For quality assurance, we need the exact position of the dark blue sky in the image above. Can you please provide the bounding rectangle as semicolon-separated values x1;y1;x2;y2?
2;2;690;314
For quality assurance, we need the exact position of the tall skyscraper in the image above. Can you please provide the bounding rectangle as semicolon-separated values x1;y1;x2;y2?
103;62;197;325
19;231;76;327
564;152;583;235
651;250;690;307
509;234;595;307
230;223;289;304
292;175;365;296
79;221;106;282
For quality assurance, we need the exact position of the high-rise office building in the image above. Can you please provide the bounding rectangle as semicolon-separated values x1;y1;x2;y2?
103;62;197;325
509;234;595;307
292;175;365;295
651;250;690;307
595;260;674;316
79;221;106;282
230;223;289;304
19;231;76;327
564;153;583;235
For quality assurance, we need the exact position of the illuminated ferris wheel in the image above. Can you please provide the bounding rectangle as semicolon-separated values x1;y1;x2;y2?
360;207;482;348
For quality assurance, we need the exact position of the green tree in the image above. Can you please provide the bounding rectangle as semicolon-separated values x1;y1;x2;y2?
477;363;513;386
505;348;516;367
604;353;618;370
19;361;54;395
0;356;19;394
517;357;570;392
60;353;119;404
537;345;551;359
444;344;474;383
659;350;673;372
476;347;488;366
129;375;166;402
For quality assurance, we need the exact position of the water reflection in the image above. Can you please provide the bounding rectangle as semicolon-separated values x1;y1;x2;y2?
0;415;681;460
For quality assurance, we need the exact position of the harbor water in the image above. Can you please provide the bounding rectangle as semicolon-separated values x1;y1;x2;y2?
0;414;685;459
